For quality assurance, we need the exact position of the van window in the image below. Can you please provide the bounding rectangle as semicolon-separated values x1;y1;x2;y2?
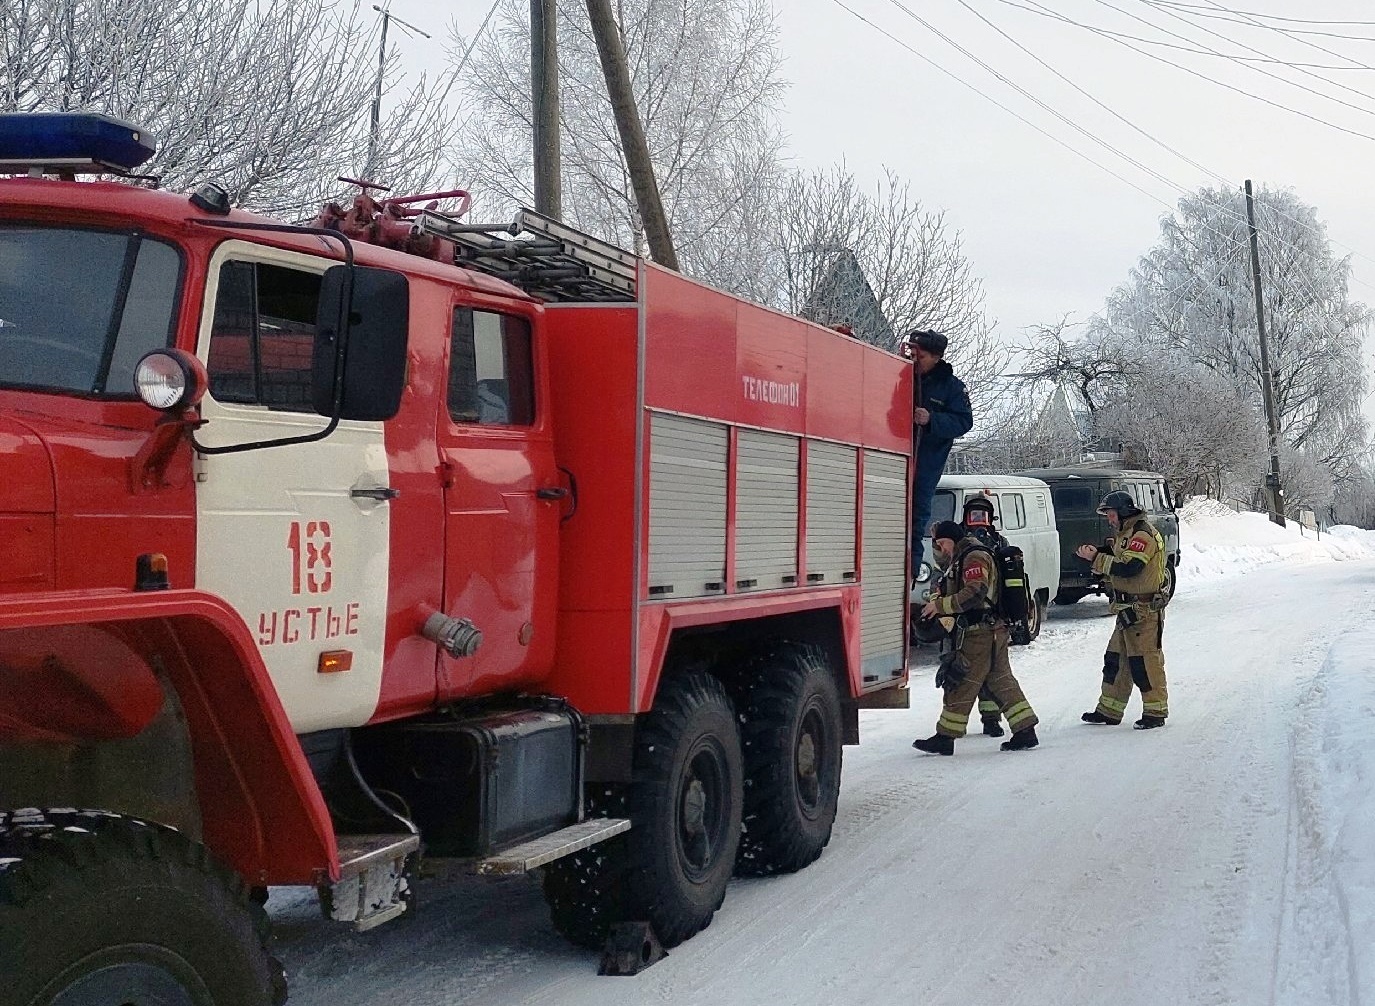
1051;484;1096;512
999;493;1026;530
930;489;957;527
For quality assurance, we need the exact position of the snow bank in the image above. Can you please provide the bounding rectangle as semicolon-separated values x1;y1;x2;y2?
1177;497;1375;582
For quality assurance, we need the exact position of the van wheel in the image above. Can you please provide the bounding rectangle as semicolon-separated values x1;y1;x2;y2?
734;643;843;876
0;810;285;1006
1053;589;1087;605
1012;594;1045;645
1161;562;1177;602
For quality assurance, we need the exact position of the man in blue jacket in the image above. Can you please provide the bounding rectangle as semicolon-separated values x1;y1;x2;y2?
904;330;974;576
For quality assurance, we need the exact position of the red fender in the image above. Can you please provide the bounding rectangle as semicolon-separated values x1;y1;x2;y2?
634;587;863;712
0;589;336;885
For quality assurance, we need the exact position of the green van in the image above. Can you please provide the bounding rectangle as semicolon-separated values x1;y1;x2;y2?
1011;466;1180;605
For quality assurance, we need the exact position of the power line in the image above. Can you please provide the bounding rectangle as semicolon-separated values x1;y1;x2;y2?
822;0;1176;207
992;0;1375;68
1116;0;1375;116
996;0;1375;143
831;0;1375;315
1153;0;1375;74
947;0;1375;295
1148;2;1375;37
881;0;1191;193
954;0;1228;188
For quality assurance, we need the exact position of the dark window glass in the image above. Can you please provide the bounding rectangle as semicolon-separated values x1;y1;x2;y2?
206;261;320;413
448;308;535;426
930;489;957;525
0;226;180;395
1052;484;1096;512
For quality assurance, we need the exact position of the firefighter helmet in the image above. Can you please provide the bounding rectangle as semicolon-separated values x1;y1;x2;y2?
1096;490;1142;519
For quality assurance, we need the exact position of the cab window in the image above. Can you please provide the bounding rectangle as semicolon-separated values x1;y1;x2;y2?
205;260;320;413
448;308;535;426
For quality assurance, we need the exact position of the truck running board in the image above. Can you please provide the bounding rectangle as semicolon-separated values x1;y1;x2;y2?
474;818;631;876
322;832;421;932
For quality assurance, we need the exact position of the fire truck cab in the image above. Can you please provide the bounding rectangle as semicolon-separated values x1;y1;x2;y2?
0;114;912;1005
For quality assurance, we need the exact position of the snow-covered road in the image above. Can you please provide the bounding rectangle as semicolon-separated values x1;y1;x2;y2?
271;554;1375;1005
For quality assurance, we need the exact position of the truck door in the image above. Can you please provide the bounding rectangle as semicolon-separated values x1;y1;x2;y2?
436;304;559;697
193;243;393;733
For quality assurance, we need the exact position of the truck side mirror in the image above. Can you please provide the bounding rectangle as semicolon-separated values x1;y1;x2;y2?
313;265;409;421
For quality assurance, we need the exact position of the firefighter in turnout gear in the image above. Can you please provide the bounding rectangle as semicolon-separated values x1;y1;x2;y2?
913;521;1039;755
1076;490;1170;729
962;494;1009;738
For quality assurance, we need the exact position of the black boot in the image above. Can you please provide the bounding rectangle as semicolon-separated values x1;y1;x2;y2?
1081;710;1121;725
912;733;955;756
1133;715;1166;730
982;718;1005;738
1000;725;1039;751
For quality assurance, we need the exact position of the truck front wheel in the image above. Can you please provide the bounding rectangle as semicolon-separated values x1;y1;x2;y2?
735;643;843;876
0;810;284;1006
624;670;743;947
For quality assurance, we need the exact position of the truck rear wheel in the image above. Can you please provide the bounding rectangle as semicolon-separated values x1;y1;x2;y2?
735;643;842;876
624;670;742;947
0;810;284;1006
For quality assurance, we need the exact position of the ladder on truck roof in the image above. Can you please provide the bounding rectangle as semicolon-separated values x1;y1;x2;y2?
416;207;638;303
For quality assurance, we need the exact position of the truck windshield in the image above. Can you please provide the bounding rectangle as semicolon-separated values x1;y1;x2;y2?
0;225;181;396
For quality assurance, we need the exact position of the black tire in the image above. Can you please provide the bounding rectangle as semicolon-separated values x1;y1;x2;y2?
1053;589;1087;606
541;789;629;951
623;671;742;948
0;809;284;1006
1012;594;1045;645
1161;562;1177;602
734;643;843;876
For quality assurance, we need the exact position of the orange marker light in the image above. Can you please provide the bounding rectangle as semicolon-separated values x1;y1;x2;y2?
317;650;353;674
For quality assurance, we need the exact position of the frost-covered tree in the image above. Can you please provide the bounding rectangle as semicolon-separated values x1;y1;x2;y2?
1021;188;1371;499
1105;185;1369;455
1;0;458;218
449;0;786;293
1092;357;1268;500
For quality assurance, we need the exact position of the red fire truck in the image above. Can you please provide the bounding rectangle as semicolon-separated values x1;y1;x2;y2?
0;113;911;1005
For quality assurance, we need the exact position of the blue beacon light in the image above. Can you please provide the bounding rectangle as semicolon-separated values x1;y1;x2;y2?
0;112;157;175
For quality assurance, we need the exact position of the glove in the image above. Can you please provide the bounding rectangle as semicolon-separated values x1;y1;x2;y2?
1116;607;1139;630
935;651;968;690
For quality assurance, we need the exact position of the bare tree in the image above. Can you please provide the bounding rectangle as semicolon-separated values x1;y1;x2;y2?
450;0;786;288
1013;317;1127;414
774;164;1006;402
2;0;459;218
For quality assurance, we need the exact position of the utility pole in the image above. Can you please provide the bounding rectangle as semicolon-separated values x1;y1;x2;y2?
584;0;678;270
531;0;562;219
1244;179;1286;527
369;5;431;180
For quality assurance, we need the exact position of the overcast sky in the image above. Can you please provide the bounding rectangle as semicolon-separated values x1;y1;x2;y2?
387;0;1375;408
